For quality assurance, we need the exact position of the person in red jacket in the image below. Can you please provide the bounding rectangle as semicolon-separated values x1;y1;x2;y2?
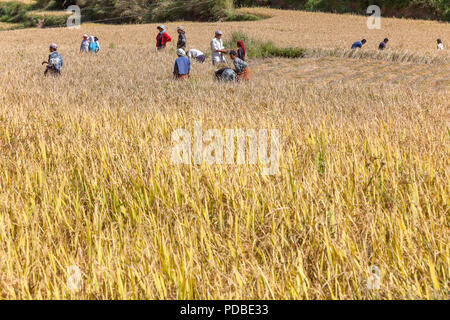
156;25;171;51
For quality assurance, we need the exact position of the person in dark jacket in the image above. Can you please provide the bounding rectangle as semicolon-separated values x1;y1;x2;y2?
237;40;246;60
379;38;389;50
156;25;171;51
176;26;186;50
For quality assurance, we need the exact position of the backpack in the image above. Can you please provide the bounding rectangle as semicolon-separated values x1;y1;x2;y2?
48;52;62;71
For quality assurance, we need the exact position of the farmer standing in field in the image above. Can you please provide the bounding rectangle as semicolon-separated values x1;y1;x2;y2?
94;36;100;53
173;49;190;80
437;39;444;50
156;25;171;51
211;30;227;65
351;39;367;49
80;34;89;52
378;38;389;50
229;50;250;81
42;43;63;76
237;40;246;60
177;26;186;50
88;36;99;53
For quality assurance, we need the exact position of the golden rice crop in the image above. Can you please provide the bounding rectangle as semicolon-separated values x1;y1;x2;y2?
0;8;448;299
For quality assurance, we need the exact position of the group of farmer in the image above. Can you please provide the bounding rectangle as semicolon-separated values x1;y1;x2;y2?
156;25;250;82
43;34;100;75
42;25;445;78
80;34;100;53
351;37;444;50
44;25;250;82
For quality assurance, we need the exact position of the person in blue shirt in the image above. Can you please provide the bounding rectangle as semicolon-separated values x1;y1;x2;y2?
351;39;367;49
88;36;99;53
173;49;190;80
42;43;63;76
94;36;100;53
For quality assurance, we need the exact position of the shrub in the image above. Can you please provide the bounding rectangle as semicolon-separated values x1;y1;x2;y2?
150;0;234;22
0;2;30;23
225;12;263;21
224;31;307;58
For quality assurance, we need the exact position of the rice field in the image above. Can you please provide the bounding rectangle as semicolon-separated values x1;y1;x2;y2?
0;8;448;299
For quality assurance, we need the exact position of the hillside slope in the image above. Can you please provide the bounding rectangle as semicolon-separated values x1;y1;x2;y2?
236;0;450;21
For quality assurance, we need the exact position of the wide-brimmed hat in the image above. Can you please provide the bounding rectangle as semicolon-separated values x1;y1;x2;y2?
177;48;186;56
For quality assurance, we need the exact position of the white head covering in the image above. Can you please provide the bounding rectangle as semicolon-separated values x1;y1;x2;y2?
49;43;58;50
177;48;186;56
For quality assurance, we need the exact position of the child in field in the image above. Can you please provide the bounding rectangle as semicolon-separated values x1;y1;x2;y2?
80;34;89;52
187;49;205;63
229;50;250;81
437;39;444;50
351;39;367;49
378;38;389;50
42;43;63;76
173;49;190;80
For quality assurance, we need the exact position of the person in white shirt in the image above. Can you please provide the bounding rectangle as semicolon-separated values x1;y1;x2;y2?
210;30;227;65
187;49;206;63
437;39;444;50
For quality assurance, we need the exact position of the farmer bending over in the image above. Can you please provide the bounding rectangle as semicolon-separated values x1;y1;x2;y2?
187;49;206;63
229;50;250;81
379;38;389;50
351;39;367;49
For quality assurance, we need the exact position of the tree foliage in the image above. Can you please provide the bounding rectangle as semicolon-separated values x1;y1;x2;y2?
234;0;449;21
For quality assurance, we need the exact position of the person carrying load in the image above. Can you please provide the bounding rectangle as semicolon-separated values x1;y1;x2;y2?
42;43;63;76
